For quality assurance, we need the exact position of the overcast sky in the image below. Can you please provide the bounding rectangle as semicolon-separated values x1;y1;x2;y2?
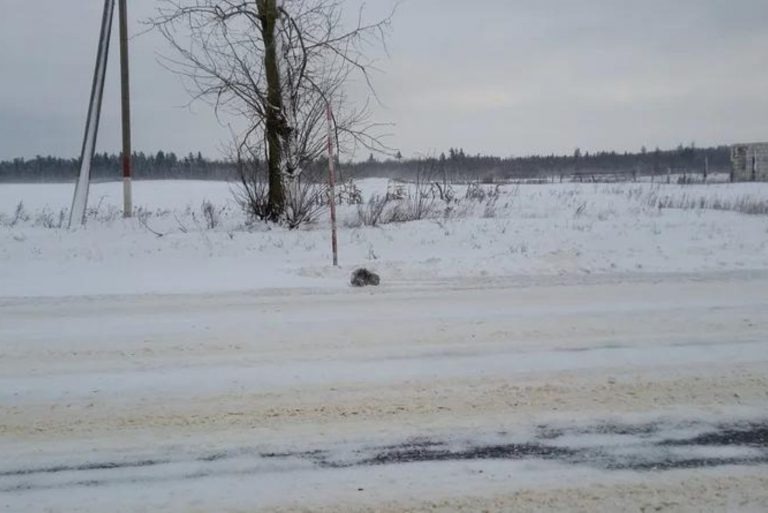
1;0;766;161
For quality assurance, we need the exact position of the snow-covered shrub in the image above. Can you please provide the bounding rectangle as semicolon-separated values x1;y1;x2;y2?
734;197;768;215
348;192;438;227
335;180;363;205
283;176;328;230
85;196;124;224
34;208;67;229
200;200;219;229
465;183;502;204
654;194;768;216
355;194;391;226
430;181;455;202
386;196;436;223
233;163;270;223
465;183;486;201
233;154;328;229
480;189;502;218
385;180;407;201
8;201;29;226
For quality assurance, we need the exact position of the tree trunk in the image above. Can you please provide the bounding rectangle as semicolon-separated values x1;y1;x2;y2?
258;0;286;220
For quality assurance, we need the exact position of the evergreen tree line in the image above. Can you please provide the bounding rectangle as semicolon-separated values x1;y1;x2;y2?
0;144;732;183
0;151;237;183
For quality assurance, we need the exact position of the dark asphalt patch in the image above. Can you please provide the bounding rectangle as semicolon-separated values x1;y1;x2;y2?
2;420;767;494
0;458;171;478
659;424;768;448
360;442;577;466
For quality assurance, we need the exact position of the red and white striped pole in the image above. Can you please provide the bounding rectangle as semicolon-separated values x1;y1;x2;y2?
118;0;132;217
326;102;339;267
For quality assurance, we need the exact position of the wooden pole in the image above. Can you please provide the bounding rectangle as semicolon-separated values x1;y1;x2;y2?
118;0;133;217
326;103;339;267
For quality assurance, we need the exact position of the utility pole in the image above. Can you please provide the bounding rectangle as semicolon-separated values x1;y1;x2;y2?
69;0;116;228
118;0;133;217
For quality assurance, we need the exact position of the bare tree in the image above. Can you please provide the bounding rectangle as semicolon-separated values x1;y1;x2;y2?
153;0;394;222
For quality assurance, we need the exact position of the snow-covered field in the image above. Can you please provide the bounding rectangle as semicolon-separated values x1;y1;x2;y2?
1;179;767;297
1;179;768;512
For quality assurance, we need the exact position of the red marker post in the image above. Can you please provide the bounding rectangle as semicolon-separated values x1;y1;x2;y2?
326;103;339;267
118;0;132;217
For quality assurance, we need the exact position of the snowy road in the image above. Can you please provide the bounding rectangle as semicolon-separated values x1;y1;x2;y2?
2;272;768;511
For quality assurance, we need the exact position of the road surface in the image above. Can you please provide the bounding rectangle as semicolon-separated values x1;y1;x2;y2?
1;271;767;512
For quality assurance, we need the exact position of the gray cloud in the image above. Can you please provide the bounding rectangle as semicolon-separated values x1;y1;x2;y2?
1;0;766;160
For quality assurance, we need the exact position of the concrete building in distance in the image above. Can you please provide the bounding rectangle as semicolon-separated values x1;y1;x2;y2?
731;142;768;181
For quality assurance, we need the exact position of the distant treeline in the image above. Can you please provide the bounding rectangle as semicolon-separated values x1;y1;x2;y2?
344;144;732;182
0;151;236;183
0;144;731;183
